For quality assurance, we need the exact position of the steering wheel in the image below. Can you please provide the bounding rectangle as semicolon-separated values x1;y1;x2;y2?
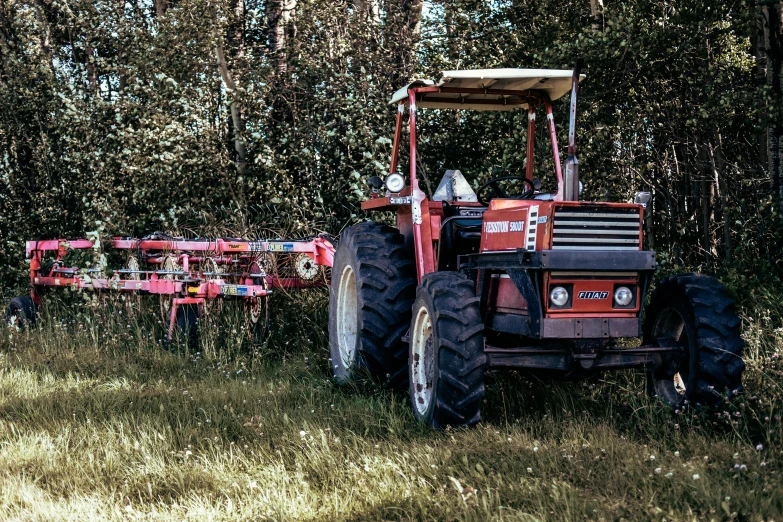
477;176;538;205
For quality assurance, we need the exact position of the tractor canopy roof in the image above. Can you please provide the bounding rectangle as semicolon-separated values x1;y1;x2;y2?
389;68;585;111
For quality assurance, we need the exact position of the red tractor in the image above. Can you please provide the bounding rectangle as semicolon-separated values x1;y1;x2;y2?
328;65;745;428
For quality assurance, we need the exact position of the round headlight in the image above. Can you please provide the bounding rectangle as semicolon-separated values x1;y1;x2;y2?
385;173;406;193
614;286;633;306
550;286;569;307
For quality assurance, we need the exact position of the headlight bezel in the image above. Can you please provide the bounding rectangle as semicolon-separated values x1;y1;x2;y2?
612;285;636;308
385;172;406;193
549;285;572;309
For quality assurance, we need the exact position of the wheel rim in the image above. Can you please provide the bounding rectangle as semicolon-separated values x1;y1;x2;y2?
295;253;319;280
652;307;690;402
159;255;179;321
411;305;434;416
246;263;268;327
248;297;265;324
336;265;358;368
126;256;141;280
256;253;276;275
203;258;223;277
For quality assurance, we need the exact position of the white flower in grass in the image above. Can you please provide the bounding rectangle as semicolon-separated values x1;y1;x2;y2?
655;468;662;474
692;474;700;480
299;430;306;438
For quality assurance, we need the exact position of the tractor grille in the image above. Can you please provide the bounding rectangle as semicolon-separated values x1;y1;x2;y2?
552;206;641;251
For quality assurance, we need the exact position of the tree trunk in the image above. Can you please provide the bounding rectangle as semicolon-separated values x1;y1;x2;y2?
709;136;731;263
216;40;247;173
267;0;296;78
85;45;99;96
155;0;168;17
117;0;127;92
354;0;379;24
589;0;604;32
404;0;424;38
699;145;716;266
760;1;783;205
754;2;769;169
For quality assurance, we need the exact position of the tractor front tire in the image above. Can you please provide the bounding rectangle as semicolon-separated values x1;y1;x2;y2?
5;296;37;329
409;272;486;429
644;273;744;408
328;222;416;389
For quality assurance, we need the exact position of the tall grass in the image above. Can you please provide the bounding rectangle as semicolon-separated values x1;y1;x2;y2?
1;281;783;520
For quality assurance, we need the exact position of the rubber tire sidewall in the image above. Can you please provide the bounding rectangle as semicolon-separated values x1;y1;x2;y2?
408;272;486;429
329;236;363;383
644;274;744;407
6;296;37;329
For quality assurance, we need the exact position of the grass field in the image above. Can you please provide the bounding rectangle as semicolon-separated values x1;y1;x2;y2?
1;290;782;521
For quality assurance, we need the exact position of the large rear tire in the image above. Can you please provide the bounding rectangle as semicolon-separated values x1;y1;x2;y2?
5;296;37;329
644;273;744;407
328;222;416;388
409;272;486;429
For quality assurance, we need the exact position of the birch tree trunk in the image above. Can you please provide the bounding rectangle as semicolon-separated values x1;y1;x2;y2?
589;0;604;32
155;0;167;17
216;40;247;173
267;0;296;79
86;45;99;96
404;0;423;38
354;0;379;24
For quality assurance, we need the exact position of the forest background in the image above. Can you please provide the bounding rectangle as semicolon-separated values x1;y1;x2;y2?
1;0;782;296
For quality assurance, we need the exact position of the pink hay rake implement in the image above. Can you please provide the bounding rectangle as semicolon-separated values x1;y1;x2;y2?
6;232;336;345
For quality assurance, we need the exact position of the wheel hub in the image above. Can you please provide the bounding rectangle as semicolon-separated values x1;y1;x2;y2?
411;305;434;415
652;307;690;401
336;265;358;367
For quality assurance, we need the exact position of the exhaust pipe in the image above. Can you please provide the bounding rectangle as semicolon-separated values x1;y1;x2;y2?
564;59;584;201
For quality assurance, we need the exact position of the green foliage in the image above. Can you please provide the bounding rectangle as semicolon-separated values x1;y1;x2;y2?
0;0;780;295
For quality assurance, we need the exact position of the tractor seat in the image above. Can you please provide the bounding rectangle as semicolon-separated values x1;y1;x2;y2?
437;216;484;271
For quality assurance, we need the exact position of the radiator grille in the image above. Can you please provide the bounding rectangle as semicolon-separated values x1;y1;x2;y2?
552;207;641;251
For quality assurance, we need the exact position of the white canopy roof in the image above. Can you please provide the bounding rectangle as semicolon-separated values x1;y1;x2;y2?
389;68;585;111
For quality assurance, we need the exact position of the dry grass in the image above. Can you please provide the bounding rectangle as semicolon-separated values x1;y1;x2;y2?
1;291;782;521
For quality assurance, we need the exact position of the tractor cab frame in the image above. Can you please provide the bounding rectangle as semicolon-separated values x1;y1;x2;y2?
363;68;584;280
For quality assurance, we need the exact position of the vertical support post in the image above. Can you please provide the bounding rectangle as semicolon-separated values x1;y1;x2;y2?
390;103;404;174
168;301;178;342
408;88;433;282
545;100;564;201
564;59;583;201
30;250;42;306
526;105;537;180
